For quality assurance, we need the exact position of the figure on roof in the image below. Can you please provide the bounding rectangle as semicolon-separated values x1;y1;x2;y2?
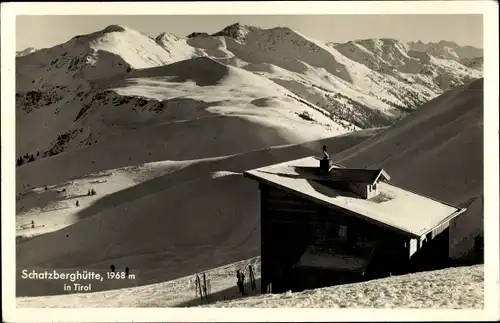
322;145;329;160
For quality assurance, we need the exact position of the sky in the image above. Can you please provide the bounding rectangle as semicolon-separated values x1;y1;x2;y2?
16;14;483;51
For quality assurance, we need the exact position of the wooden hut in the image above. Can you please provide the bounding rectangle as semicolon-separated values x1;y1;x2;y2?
244;155;466;294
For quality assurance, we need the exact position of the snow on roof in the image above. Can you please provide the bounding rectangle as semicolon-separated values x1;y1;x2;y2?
244;157;466;238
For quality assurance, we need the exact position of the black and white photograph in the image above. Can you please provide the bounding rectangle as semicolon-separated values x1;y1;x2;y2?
2;1;499;322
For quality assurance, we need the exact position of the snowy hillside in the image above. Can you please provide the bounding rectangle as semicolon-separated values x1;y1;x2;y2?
15;129;381;297
206;263;483;309
16;254;483;309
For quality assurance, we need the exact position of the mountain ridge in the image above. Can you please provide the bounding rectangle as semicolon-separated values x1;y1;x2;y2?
15;23;482;166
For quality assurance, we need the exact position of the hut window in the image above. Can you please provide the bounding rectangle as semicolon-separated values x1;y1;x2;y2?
338;225;347;239
373;183;377;190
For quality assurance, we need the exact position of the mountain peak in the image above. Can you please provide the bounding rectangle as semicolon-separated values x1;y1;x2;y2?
155;32;181;43
357;38;404;45
72;24;130;42
438;40;457;45
16;47;37;57
409;40;462;48
187;32;211;39
212;22;259;41
101;24;128;34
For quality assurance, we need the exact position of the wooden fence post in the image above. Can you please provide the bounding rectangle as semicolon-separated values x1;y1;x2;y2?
203;273;208;299
196;275;203;300
249;265;257;291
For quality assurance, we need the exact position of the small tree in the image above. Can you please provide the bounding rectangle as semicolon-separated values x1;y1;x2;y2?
76;200;79;207
28;154;36;163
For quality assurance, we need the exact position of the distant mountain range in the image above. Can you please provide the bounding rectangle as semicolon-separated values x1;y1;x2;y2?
16;23;482;163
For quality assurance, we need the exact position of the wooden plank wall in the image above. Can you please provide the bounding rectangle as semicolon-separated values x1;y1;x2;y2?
259;183;410;293
406;228;451;273
260;183;319;293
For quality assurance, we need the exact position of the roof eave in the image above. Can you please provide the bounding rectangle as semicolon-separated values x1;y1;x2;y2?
372;169;391;185
243;171;260;182
380;169;391;181
418;207;468;238
243;170;422;239
244;165;464;240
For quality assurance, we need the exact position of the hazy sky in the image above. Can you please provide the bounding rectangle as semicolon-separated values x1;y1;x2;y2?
16;14;483;51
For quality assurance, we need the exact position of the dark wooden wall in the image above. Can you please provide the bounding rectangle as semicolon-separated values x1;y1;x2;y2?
260;183;319;293
259;183;410;294
405;228;451;273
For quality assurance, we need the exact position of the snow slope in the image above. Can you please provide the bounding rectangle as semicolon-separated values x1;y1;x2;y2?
16;56;354;188
16;255;483;309
208;263;484;309
16;127;380;298
16;257;263;308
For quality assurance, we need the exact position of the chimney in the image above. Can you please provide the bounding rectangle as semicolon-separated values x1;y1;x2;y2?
319;145;331;174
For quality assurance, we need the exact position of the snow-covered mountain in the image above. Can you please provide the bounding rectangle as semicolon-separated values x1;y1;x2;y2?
408;40;483;61
16;47;38;57
332;38;482;93
15;23;482;167
459;56;484;71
